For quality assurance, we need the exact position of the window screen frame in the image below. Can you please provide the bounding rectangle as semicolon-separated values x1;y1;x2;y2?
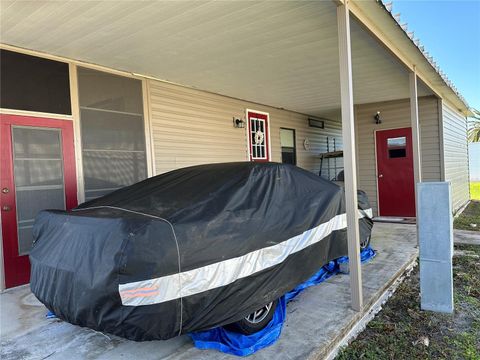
280;127;297;165
76;66;150;202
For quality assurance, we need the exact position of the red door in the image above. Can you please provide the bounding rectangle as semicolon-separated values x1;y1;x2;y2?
0;114;77;288
247;111;270;162
376;127;415;217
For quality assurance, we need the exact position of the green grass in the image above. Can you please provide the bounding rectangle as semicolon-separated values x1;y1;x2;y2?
336;244;480;360
471;182;480;201
454;200;480;232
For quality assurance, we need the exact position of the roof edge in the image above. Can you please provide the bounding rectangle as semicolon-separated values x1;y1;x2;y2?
350;0;471;116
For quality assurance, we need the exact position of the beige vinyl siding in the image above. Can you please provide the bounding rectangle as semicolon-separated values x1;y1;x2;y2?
148;80;342;175
419;97;442;182
355;96;441;216
268;109;343;176
442;103;470;212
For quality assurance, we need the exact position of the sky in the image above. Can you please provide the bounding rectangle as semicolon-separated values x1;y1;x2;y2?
388;0;480;111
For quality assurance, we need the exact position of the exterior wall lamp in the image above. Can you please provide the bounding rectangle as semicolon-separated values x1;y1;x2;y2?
374;111;382;124
233;117;245;128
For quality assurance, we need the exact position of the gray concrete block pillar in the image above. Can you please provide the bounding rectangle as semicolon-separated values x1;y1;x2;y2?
417;182;454;313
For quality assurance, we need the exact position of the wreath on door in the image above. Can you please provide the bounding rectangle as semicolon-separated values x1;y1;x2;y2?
254;130;265;145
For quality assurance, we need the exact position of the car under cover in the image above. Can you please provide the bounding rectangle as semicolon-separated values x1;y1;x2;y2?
30;162;373;341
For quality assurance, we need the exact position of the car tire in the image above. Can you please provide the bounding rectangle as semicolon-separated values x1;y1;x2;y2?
360;235;371;250
225;299;278;335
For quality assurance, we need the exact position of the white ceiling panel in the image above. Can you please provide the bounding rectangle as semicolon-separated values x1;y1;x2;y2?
0;0;432;116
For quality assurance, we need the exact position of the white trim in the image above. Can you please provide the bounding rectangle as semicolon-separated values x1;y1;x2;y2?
142;79;154;177
245;109;271;162
373;128;381;217
118;208;373;306
69;63;85;204
249;117;268;160
437;98;445;182
0;44;144;81
0;108;73;120
79;106;142;117
337;2;362;312
410;70;422;185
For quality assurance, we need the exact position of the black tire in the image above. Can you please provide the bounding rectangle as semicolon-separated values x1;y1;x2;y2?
225;299;278;335
360;235;371;250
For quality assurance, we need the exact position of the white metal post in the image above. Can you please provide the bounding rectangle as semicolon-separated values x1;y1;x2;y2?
337;1;363;311
410;69;422;186
69;63;86;204
410;69;422;247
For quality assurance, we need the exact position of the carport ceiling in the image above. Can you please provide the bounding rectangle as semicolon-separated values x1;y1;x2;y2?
0;0;432;116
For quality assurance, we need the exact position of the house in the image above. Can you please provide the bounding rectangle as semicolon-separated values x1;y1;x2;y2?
0;0;471;311
469;142;480;181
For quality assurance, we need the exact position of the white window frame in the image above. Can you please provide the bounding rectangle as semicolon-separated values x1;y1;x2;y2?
0;45;154;204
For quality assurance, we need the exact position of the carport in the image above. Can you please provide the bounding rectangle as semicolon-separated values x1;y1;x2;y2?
0;0;471;357
1;223;418;359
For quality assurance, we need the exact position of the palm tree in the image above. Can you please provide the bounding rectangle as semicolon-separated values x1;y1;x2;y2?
468;109;480;143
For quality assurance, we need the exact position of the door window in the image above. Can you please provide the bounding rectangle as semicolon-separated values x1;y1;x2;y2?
387;136;407;158
12;127;65;255
77;67;147;201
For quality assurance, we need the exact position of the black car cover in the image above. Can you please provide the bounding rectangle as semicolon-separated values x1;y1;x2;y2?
30;162;373;341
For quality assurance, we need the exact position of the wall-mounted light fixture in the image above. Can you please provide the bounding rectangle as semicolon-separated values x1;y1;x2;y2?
233;117;245;128
374;111;382;124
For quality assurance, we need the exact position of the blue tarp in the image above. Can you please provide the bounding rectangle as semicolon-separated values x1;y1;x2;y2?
190;246;376;356
190;297;286;357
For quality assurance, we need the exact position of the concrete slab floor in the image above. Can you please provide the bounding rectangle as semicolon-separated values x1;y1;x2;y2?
0;223;418;360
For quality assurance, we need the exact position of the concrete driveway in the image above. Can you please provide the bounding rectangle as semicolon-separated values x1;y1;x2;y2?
1;223;418;360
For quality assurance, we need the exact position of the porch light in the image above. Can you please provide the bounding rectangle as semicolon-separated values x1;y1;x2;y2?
233;117;245;128
374;111;382;124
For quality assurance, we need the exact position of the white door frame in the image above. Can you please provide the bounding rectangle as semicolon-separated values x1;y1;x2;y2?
245;109;272;162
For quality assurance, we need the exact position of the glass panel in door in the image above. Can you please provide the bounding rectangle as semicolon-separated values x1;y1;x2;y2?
12;127;66;255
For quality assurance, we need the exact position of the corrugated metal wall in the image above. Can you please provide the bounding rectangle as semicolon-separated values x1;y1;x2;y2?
355;96;441;216
442;102;470;212
148;80;342;176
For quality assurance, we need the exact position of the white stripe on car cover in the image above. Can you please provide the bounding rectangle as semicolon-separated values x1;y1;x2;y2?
118;208;373;306
360;208;373;218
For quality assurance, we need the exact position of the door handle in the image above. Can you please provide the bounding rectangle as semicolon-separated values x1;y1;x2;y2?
1;187;9;194
378;174;384;178
2;205;11;211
